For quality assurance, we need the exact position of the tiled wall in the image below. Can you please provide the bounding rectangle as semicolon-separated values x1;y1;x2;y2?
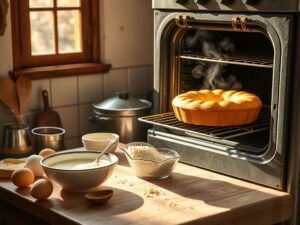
30;66;153;149
0;0;154;150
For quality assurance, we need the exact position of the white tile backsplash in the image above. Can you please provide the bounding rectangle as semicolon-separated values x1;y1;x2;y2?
78;74;103;104
51;77;78;107
79;104;98;136
64;138;81;150
55;106;79;138
128;66;153;98
103;69;128;99
100;0;153;68
29;79;51;110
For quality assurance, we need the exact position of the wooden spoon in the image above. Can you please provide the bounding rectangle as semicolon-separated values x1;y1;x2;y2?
16;76;32;115
85;189;113;204
0;78;21;122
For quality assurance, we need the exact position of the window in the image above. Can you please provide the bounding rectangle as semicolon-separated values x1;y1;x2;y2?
10;0;111;79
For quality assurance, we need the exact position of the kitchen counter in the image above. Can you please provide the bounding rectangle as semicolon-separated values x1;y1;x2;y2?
0;146;293;225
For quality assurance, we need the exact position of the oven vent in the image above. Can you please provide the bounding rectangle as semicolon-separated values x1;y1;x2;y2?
139;107;270;140
180;52;273;68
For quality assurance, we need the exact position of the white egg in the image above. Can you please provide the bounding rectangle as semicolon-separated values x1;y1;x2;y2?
25;155;44;177
31;179;53;200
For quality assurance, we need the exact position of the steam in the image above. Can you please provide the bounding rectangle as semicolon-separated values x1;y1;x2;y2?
185;30;241;90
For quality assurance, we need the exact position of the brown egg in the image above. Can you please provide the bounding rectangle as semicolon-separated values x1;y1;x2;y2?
11;168;34;188
31;179;53;200
39;148;57;158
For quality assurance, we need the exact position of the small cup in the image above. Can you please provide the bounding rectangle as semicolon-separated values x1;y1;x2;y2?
31;127;65;153
82;133;119;153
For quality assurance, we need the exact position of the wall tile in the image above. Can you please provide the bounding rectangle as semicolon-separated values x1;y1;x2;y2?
79;104;98;136
128;66;153;98
100;0;153;68
64;138;81;150
29;79;51;110
27;109;40;129
51;77;78;107
54;106;79;138
78;74;103;104
103;69;128;99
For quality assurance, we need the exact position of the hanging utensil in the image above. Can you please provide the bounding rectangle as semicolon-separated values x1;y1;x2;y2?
37;90;62;127
0;78;21;123
16;75;32;115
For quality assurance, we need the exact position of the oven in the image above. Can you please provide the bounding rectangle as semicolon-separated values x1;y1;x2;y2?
140;1;300;224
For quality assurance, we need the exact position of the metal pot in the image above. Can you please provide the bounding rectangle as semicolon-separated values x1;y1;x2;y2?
89;92;152;143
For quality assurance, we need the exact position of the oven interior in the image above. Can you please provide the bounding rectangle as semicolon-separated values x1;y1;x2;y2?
140;19;276;155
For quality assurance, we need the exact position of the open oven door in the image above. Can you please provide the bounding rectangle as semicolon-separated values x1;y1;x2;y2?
143;11;294;190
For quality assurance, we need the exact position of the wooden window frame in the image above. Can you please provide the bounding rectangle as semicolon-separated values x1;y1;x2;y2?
10;0;111;80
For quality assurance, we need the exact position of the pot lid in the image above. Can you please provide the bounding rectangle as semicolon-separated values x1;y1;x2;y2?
93;92;152;116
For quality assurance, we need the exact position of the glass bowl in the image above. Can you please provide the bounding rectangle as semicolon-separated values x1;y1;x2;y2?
121;142;180;179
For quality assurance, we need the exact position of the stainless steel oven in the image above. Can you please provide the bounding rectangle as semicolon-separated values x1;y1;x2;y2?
140;1;300;224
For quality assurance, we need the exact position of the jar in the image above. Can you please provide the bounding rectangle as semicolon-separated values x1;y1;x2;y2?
89;92;152;143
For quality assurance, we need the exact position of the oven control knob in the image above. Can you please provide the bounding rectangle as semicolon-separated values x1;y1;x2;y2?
217;0;233;5
175;0;188;4
194;0;209;4
242;0;259;5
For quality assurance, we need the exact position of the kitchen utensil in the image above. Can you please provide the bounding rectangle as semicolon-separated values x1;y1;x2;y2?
121;142;180;179
0;78;20;122
82;133;119;153
89;92;152;143
31;126;65;152
41;150;118;192
37;90;62;127
85;189;113;204
95;139;116;164
1;123;33;158
16;76;32;115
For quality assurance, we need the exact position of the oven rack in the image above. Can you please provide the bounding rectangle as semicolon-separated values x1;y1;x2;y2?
179;52;273;68
139;107;270;140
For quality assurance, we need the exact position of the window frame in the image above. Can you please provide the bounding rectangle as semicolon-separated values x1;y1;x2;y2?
10;0;111;80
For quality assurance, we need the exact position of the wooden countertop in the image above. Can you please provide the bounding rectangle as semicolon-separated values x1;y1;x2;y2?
0;147;293;225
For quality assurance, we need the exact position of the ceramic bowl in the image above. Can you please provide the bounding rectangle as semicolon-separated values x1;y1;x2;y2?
41;150;118;192
82;133;119;153
121;142;180;179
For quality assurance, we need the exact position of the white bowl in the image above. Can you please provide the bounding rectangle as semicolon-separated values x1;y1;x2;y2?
41;150;118;192
82;133;119;153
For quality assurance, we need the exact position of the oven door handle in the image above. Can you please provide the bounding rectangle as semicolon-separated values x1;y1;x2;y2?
175;14;261;33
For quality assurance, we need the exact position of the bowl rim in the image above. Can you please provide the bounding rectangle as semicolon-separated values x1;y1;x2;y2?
120;146;180;164
82;133;119;142
41;150;119;172
31;126;65;136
